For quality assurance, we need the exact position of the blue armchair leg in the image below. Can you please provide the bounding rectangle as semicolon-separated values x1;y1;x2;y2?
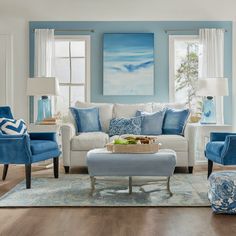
53;157;59;178
2;164;9;180
208;160;213;179
25;164;31;189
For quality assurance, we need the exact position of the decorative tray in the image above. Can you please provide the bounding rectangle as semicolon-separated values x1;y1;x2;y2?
106;136;160;154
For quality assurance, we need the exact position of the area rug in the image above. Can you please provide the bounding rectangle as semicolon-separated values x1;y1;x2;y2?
0;174;210;207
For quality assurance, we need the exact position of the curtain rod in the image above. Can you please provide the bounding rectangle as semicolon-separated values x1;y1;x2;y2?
32;29;95;33
165;29;227;33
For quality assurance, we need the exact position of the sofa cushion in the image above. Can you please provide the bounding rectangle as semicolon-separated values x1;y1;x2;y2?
30;140;58;155
152;102;186;112
156;135;188;152
162;108;190;135
136;110;165;135
71;132;109;151
113;103;152;118
75;101;113;133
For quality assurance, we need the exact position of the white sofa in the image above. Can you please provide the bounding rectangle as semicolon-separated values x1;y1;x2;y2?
61;101;195;174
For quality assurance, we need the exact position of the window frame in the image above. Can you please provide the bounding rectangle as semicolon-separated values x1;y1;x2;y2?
169;35;199;103
55;35;91;106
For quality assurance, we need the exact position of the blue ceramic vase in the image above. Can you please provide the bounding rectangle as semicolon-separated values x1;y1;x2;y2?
37;96;52;122
201;96;216;124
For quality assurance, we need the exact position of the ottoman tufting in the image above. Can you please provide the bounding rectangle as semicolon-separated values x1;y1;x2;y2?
208;171;236;214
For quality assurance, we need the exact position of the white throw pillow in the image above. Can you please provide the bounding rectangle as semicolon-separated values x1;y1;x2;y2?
0;118;28;135
152;102;187;112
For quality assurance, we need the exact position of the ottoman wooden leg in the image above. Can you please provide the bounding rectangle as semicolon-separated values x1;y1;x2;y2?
167;177;173;196
129;177;132;194
90;176;95;195
2;164;9;181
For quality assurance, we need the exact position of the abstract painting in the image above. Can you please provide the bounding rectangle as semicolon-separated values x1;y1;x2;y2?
103;33;154;95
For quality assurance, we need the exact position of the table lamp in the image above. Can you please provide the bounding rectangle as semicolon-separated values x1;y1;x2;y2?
27;77;60;122
196;78;228;124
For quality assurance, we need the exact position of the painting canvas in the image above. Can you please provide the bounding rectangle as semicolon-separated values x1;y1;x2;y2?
103;33;154;95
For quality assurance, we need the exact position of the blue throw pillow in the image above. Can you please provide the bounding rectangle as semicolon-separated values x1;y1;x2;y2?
70;107;102;133
136;110;165;135
0;118;28;135
162;108;190;135
109;117;142;137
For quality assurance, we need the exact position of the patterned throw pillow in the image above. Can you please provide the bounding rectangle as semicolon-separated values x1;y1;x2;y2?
109;116;142;137
136;110;165;135
70;107;102;133
162;108;190;135
0;118;28;135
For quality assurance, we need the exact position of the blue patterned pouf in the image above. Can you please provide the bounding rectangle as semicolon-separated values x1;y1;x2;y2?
208;171;236;214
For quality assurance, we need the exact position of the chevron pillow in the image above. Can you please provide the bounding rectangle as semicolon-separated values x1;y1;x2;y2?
0;118;28;135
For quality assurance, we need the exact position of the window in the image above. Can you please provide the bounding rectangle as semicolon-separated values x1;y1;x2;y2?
169;35;202;114
55;36;90;117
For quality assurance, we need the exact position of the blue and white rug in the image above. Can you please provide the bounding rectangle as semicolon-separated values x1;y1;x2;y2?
0;174;210;207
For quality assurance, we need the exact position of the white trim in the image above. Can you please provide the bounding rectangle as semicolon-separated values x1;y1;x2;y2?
55;35;91;103
0;34;13;108
85;36;91;102
233;22;236;130
169;35;199;102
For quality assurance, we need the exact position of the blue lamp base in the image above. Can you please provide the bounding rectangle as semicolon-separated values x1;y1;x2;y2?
200;96;216;124
37;96;52;122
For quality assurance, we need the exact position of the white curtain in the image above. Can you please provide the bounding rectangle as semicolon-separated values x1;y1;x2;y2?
34;29;55;77
199;28;225;124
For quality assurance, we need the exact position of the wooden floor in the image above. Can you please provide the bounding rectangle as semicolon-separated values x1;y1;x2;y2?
0;165;236;236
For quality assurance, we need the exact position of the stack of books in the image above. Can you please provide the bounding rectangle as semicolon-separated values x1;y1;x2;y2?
37;118;57;125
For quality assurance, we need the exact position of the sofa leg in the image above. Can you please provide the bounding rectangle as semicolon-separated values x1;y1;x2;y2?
2;164;9;181
53;157;59;178
208;160;213;179
64;166;70;174
25;164;31;189
188;166;193;174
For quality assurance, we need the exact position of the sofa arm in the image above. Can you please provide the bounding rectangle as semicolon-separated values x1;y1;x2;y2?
0;134;32;164
60;123;76;166
184;123;196;166
210;132;236;142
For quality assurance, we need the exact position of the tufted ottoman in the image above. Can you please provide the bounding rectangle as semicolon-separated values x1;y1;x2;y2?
208;171;236;214
87;148;176;195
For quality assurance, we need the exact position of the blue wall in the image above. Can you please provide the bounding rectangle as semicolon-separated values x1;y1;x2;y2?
29;21;232;124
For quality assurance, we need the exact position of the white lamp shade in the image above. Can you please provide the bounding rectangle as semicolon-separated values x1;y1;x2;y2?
196;78;229;96
27;77;60;96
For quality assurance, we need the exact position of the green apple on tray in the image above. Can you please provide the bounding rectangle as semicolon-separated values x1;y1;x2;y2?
113;136;157;145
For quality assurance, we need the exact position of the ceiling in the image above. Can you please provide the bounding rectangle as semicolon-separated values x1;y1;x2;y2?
0;0;236;21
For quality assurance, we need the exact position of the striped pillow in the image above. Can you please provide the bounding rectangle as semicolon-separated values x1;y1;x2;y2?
0;118;28;135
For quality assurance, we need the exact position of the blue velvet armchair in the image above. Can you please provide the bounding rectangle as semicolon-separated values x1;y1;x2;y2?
0;106;61;189
205;132;236;178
